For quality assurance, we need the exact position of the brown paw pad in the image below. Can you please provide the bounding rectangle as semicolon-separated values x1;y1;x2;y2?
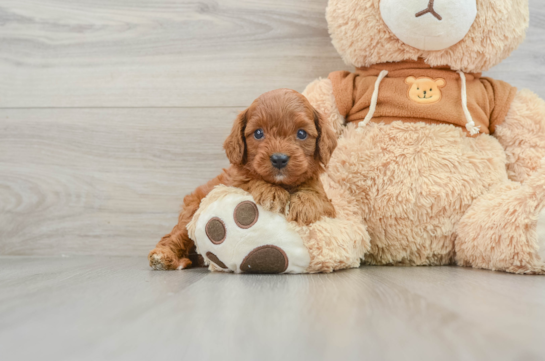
205;217;226;244
206;252;228;269
240;245;288;274
234;201;259;229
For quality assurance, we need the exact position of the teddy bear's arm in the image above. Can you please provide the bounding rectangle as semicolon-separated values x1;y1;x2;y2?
494;89;545;183
303;78;345;137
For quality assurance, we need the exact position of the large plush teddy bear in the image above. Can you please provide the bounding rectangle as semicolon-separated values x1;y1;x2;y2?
188;0;545;274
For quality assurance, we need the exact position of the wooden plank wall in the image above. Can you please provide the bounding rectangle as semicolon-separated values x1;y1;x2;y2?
1;0;544;256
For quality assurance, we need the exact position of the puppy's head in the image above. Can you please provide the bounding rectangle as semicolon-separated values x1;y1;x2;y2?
224;89;337;186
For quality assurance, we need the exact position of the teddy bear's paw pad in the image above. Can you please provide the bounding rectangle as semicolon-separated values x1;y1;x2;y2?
206;252;228;269
193;190;310;274
205;218;227;244
240;245;288;274
234;201;259;228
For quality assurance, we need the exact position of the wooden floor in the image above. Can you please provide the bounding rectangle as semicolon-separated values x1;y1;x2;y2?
0;256;544;361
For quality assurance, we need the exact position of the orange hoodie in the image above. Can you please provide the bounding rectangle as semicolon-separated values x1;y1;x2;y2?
329;59;517;136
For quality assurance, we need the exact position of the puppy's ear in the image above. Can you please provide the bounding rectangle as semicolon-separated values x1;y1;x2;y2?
313;108;337;166
223;109;248;165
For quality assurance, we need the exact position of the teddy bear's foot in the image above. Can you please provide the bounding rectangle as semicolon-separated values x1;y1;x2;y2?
456;164;545;274
505;263;545;275
538;208;545;260
505;206;545;274
187;186;311;274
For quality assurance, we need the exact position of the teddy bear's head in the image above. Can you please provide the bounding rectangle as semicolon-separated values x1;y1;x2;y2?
327;0;529;73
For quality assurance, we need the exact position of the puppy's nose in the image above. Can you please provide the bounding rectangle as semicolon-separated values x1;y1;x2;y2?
270;153;290;169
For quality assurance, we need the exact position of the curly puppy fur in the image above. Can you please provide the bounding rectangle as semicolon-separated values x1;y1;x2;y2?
149;89;337;270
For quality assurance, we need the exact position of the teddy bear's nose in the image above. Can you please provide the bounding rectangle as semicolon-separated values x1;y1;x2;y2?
424;90;427;95
416;0;443;21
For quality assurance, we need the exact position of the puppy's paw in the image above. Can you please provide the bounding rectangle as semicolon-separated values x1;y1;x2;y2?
148;248;192;270
252;186;290;214
287;192;336;226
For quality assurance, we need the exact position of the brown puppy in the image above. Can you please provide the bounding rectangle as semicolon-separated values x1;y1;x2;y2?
149;89;337;270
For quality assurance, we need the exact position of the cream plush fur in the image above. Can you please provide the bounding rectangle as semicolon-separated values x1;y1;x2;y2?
327;0;528;73
190;0;545;274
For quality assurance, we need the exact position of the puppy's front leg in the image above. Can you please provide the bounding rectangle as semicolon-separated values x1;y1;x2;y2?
149;170;229;270
242;180;291;214
287;179;336;226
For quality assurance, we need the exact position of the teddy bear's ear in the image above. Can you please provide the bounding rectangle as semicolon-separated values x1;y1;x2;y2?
405;76;416;85
223;109;248;166
435;78;447;88
313;108;337;167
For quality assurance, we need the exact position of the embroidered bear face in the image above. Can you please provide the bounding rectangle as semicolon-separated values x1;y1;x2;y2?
405;76;446;104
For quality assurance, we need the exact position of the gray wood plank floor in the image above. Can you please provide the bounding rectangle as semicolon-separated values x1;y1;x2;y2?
0;256;544;361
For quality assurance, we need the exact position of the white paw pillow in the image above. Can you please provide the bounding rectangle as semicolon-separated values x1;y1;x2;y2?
187;186;311;273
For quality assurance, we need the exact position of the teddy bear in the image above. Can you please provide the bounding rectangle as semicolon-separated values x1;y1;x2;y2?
188;0;545;274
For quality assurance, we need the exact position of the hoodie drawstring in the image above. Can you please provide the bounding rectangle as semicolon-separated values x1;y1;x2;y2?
457;71;480;136
358;70;389;129
357;69;481;136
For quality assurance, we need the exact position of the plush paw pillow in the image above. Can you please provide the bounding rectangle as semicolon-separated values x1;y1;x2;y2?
188;185;369;273
189;187;310;273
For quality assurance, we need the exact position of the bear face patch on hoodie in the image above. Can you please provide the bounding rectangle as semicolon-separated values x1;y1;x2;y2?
329;58;517;136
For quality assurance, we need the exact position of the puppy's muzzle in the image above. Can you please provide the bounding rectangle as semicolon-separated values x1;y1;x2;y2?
270;153;290;169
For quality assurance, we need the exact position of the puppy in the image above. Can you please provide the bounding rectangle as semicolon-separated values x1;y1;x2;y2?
149;89;337;270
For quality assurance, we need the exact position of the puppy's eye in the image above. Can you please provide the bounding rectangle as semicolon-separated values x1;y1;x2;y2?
254;129;264;140
296;129;308;140
430;88;433;91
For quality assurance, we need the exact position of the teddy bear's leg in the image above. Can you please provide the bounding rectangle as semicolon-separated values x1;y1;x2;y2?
538;207;545;260
455;158;545;274
303;78;345;136
149;172;228;270
474;88;545;272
